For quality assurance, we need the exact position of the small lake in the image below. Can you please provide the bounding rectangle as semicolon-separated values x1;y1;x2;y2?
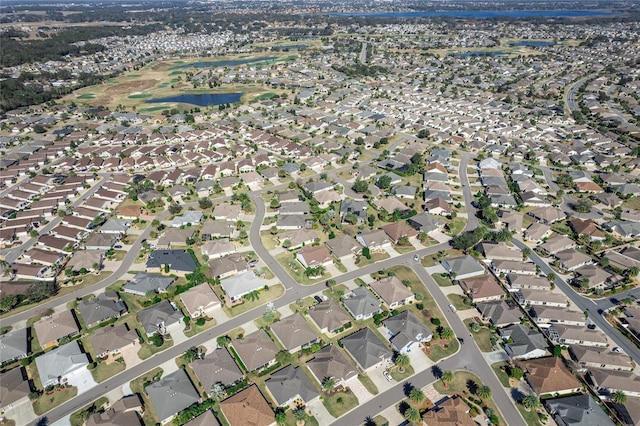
145;93;242;107
330;10;615;19
510;40;555;47
453;51;506;57
170;56;278;70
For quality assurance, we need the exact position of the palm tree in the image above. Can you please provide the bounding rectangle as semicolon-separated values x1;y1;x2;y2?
628;266;639;277
322;377;336;393
612;390;627;404
477;385;492;400
441;370;454;388
521;394;541;411
403;407;421;424
275;412;287;425
440;327;455;341
546;272;556;283
409;388;426;406
395;353;410;373
521;247;531;260
293;409;307;426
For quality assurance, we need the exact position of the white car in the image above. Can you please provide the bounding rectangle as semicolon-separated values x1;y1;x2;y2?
449;304;457;313
413;254;420;262
383;371;393;382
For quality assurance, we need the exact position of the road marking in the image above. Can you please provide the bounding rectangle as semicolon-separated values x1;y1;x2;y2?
286;286;293;290
591;299;597;305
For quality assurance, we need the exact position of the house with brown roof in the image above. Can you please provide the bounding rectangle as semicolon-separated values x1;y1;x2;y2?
212;203;241;221
295;245;332;269
33;310;80;349
587;368;640;398
180;283;221;319
89;323;139;359
528;207;566;225
324;235;361;259
459;275;504;302
424;197;452;216
305;344;357;388
554;249;592;272
279;228;318;249
219;385;275;426
307;299;351;335
369;276;414;309
381;222;418;244
231;329;279;372
270;313;319;354
86;395;143;426
570;218;605;241
524;222;552;243
201;239;236;258
538;235;576;256
157;228;195;248
421;396;475;426
519;357;581;396
356;229;392;251
569;346;634;372
190;348;243;392
0;367;32;412
208;253;247;280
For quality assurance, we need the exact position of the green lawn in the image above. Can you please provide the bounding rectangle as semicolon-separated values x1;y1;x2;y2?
393;244;415;254
275;252;329;285
138;337;173;360
260;230;279;250
447;294;473;311
222;284;285;317
358;374;379;395
491;362;511;387
355;252;390;267
184;316;217;338
283;410;320;426
432;273;454;286
33;386;78;415
389;364;415;381
91;359;126;382
464;319;495;352
70;397;109;426
323;390;359;418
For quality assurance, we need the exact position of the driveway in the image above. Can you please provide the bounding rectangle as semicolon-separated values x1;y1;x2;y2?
307;399;335;425
3;397;37;426
345;376;374;403
66;367;98;394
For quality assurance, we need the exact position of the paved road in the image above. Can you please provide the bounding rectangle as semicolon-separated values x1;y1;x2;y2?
538;165;605;220
0;174;112;264
512;238;640;365
359;42;367;64
459;153;479;231
565;74;594;116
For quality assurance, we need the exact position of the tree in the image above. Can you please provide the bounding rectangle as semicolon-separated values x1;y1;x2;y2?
546;272;556;283
276;350;293;366
0;295;17;312
198;198;213;209
293;409;308;425
182;346;202;363
508;366;524;380
441;370;454;388
327;279;337;293
270;198;281;209
573;199;592;213
344;213;359;225
169;203;183;215
394;353;410;373
216;335;231;347
352;179;369;193
409;388;425;405
628;266;639;277
522;394;541;411
322;377;336;393
275;412;287;425
477;385;492;400
26;281;58;303
522;248;531;260
440;327;455;341
376;175;392;189
403;407;421;424
612;390;627;404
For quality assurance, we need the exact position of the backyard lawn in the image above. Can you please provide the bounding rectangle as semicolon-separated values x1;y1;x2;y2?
323;389;359;418
222;284;284;317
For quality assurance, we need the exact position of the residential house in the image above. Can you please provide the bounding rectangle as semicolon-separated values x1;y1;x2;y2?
546;324;609;348
0;367;31;412
340;200;368;224
279;228;318;249
554;249;592;272
123;272;175;296
212;203;241;221
170;211;204;227
529;207;566;225
355;229;391;251
587;368;640;398
180;283;221;318
146;369;200;424
516;289;569;307
440;255;485;280
500;324;548;360
569;346;634;372
270;313;319;354
219;271;265;305
66;250;105;273
190;347;243;392
231;329;279;372
208;253;248;280
459;275;505;302
421;396;475;426
369;276;414;309
538;235;576;256
219;385;275;426
307;299;351;335
479;242;523;261
100;219;131;236
325;235;361;259
146;249;197;275
491;260;537;276
201;239;236;258
86;395;144;426
35;340;89;387
89;323;139;359
136;300;183;337
381;222;418;245
0;327;28;364
157;228;195;248
33;310;80;349
573;264;620;292
423;198;452;216
343;286;381;321
296;245;332;269
544;394;615;426
519;357;582;396
382;310;433;353
200;221;236;240
530;306;586;327
475;300;521;327
340;327;392;372
524;222;552;243
306;344;357;388
77;292;127;328
498;209;524;233
506;274;552;291
570;218;605;241
265;365;320;407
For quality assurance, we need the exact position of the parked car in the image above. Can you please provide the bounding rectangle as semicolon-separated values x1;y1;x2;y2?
449;304;457;313
383;371;393;382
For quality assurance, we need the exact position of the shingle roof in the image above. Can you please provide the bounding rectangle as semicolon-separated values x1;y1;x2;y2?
265;365;319;405
340;327;392;370
306;344;357;386
190;348;243;389
0;327;28;363
35;340;88;387
146;369;200;422
220;385;275;426
270;313;318;352
544;394;615;426
231;329;279;372
343;287;380;319
146;249;197;272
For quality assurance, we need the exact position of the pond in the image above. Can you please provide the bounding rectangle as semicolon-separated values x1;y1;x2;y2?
170;56;278;69
145;93;242;107
510;40;555;47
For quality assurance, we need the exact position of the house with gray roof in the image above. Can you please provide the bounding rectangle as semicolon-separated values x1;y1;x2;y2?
499;324;548;360
35;340;89;387
475;300;521;327
407;212;443;233
307;299;351;335
306;344;356;388
89;323;139;358
190;348;243;392
136;300;183;337
231;329;278;372
340;327;392;372
265;365;319;407
77;291;127;328
440;255;485;280
343;286;381;321
356;229;391;251
325;235;361;259
208;253;247;279
0;366;31;412
544;394;615;426
182;410;220;426
123;272;175;296
146;249;197;275
0;327;28;364
220;271;265;305
383;311;433;353
99;219;131;235
146;369;200;424
340;200;368;224
270;313;319;353
170;211;204;227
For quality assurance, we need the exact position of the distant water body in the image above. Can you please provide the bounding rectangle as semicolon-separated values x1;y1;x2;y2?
330;10;615;19
170;56;278;70
146;93;242;107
